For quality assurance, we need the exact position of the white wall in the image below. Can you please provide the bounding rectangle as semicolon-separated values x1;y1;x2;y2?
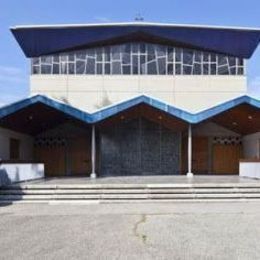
0;163;44;186
31;75;246;113
243;132;260;159
0;127;34;160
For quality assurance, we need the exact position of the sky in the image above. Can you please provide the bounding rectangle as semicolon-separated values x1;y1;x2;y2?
0;0;260;106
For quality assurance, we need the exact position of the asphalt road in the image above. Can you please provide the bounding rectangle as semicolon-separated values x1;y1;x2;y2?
0;202;260;260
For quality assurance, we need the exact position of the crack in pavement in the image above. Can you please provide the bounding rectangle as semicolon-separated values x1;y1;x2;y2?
133;214;147;244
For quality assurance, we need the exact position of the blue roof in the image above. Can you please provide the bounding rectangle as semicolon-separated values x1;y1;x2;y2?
11;22;260;58
0;94;259;125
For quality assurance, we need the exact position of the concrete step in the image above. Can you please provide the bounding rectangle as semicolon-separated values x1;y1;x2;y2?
2;192;260;201
2;188;260;195
4;183;260;190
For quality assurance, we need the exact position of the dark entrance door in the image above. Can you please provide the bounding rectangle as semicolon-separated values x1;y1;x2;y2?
99;117;181;176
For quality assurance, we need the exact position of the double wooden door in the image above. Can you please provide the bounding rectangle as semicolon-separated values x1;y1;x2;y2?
35;137;91;177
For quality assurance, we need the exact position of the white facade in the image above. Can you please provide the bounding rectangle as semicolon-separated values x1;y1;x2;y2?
243;132;260;159
31;75;246;112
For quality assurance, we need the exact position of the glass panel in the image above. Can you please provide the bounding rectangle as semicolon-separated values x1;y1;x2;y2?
96;63;103;75
147;62;157;74
33;66;40;74
175;64;181;75
68;63;75;74
104;63;110;74
76;61;85;74
86;58;95;74
31;42;245;76
41;65;52;74
53;64;60;74
193;63;201;75
183;65;192;75
218;66;229;75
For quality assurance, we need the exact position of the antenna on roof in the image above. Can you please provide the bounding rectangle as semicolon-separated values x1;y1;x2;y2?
134;13;144;22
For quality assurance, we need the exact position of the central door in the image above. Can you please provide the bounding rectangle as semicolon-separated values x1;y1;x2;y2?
100;117;181;176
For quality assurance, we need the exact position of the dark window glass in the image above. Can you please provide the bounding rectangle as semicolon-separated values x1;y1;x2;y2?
112;61;121;74
194;51;202;62
167;64;174;75
75;51;85;60
53;64;60;74
96;63;103;75
147;62;157;74
33;58;40;65
237;67;244;75
105;63;110;74
203;53;209;62
122;53;130;64
86;58;95;74
41;65;52;74
76;61;85;74
122;65;131;74
175;64;181;75
132;43;139;53
140;43;146;54
68;54;75;62
183;51;193;65
41;56;52;63
111;46;121;60
96;50;103;62
238;59;244;66
230;67;236;75
68;63;75;74
175;49;181;62
167;47;174;62
203;63;209;75
9;138;20;160
158;57;166;75
104;47;111;61
183;65;192;75
218;55;227;66
132;55;139;74
193;63;201;75
33;66;40;74
228;57;236;67
218;66;229;75
210;64;217;75
211;54;217;63
60;63;67;74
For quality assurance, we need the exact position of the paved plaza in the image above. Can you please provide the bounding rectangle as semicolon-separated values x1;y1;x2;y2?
1;201;260;260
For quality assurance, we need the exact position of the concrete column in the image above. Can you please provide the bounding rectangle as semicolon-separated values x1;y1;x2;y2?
187;124;194;178
90;125;97;179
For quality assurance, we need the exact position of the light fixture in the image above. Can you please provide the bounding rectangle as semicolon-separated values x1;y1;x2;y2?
120;115;125;120
232;121;238;126
158;115;162;120
28;115;33;120
248;115;253;120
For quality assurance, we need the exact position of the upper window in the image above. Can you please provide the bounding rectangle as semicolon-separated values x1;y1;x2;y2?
31;42;244;76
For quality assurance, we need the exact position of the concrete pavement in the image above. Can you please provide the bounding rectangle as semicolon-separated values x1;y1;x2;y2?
1;202;260;259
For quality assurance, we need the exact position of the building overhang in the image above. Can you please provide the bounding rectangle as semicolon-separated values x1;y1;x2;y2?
0;94;259;135
11;22;260;58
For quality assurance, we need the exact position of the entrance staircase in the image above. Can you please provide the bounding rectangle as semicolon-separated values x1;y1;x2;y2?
1;182;260;203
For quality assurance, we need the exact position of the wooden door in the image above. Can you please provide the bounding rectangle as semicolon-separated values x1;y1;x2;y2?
213;144;242;174
69;137;91;175
35;146;66;176
192;137;209;174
